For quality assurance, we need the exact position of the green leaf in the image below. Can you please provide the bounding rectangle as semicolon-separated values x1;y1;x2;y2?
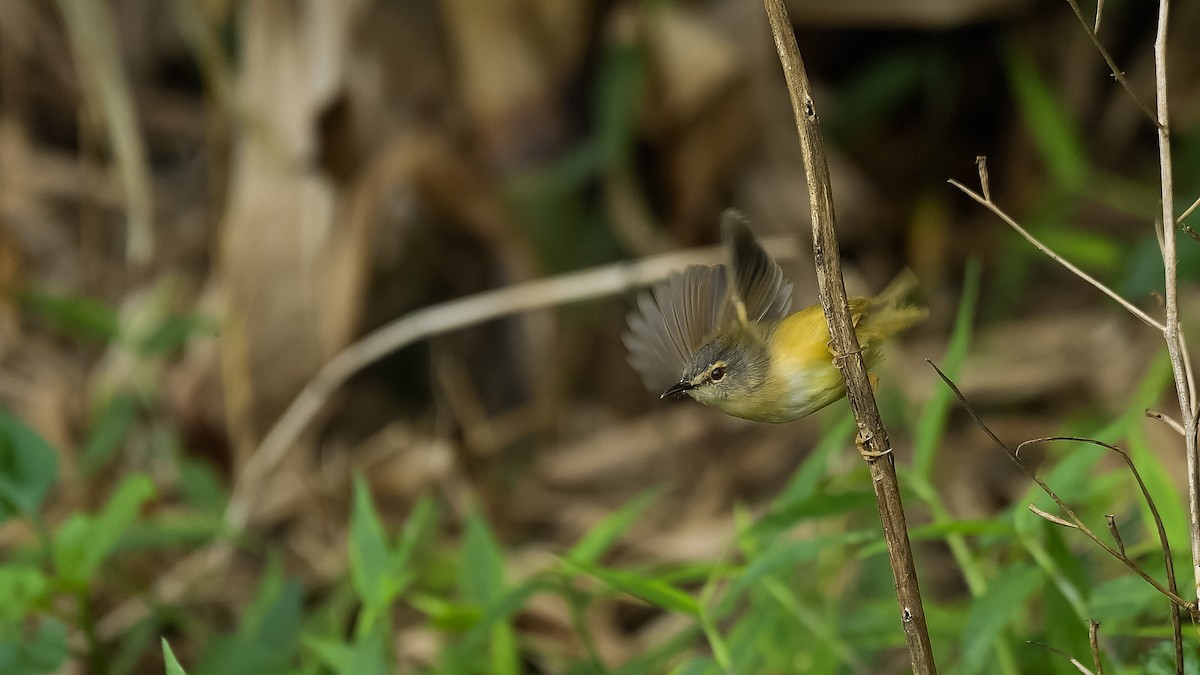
390;496;435;589
859;518;1013;558
348;475;395;617
305;637;355;675
80;392;139;474
568;488;660;565
595;40;646;168
242;558;301;650
305;612;390;675
722;530;876;617
914;259;980;478
1088;574;1162;628
409;594;481;632
53;474;155;588
460;509;505;606
136;313;218;356
569;560;700;617
0;617;68;675
0;413;59;523
460;509;518;675
176;458;228;515
748;491;875;545
162;638;187;675
0;565;49;625
772;410;856;507
348;623;390;675
1006;43;1088;191
960;563;1042;675
22;289;119;342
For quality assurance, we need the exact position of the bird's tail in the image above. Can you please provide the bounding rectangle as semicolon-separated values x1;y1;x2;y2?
861;269;927;341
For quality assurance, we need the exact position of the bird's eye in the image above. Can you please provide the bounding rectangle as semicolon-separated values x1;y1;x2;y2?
710;366;725;381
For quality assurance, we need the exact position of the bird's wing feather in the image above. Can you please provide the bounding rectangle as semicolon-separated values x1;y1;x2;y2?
624;210;793;394
624;264;726;393
721;209;793;326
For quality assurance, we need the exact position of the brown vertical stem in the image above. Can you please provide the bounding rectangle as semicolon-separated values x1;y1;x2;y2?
762;1;938;672
1151;0;1199;605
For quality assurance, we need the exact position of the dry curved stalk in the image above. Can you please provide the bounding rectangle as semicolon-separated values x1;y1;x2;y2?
1146;408;1186;437
764;0;936;671
954;0;1200;598
1178;197;1200;225
1017;435;1184;665
1028;640;1097;675
947;177;1164;333
1104;515;1124;557
1147;0;1200;611
1089;620;1103;675
929;361;1196;616
1062;0;1158;126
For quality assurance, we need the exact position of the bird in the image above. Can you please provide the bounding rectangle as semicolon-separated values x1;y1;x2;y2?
623;209;925;423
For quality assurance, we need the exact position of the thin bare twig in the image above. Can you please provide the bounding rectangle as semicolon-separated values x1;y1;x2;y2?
1029;504;1078;529
1147;408;1187;436
1104;516;1124;556
1093;0;1104;33
57;0;155;264
929;361;1196;613
1089;621;1103;675
975;156;991;201
949;178;1165;332
764;1;936;671
1029;641;1097;675
1018;435;1184;659
1178;196;1200;225
1180;331;1198;417
1149;0;1200;607
1063;0;1159;126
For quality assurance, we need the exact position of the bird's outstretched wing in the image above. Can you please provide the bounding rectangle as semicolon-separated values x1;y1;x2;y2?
624;264;727;393
721;209;793;326
624;210;793;393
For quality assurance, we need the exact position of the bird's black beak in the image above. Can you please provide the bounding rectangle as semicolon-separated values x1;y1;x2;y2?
661;381;695;399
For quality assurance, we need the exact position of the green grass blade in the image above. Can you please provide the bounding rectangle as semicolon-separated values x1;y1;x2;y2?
913;258;980;479
568;488;661;565
0;412;59;523
567;560;701;617
162;638;187;675
960;563;1042;675
348;475;394;621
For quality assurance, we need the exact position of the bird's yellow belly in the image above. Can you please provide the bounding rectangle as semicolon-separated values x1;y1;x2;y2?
717;309;851;423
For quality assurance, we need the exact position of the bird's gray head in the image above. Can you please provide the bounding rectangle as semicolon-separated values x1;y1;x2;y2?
661;327;771;405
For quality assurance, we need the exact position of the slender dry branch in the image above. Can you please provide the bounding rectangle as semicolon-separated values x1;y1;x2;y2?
1104;516;1124;556
1178;196;1200;225
929;361;1197;614
1088;621;1103;675
1063;0;1159;126
949;177;1165;332
1148;0;1200;604
763;1;937;672
1028;641;1097;675
1018;436;1184;666
1146;408;1186;436
1029;504;1078;529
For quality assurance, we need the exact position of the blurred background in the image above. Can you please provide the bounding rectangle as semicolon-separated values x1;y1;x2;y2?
2;0;1200;673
